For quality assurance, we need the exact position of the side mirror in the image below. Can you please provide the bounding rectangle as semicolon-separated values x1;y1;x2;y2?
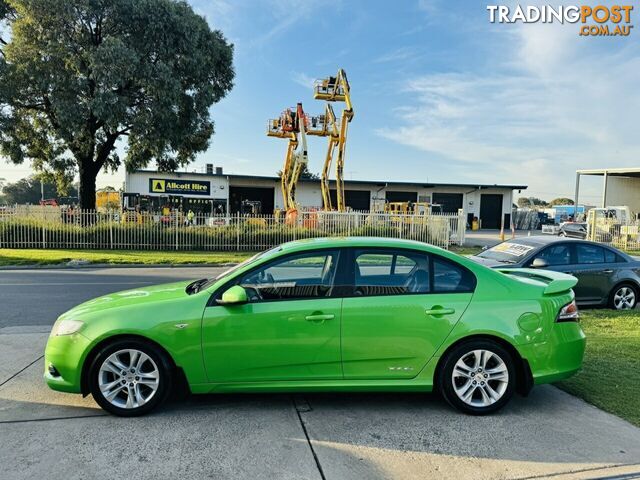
217;285;248;305
531;258;549;269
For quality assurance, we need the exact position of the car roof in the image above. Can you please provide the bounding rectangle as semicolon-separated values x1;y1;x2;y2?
497;235;632;253
498;235;580;247
279;236;446;252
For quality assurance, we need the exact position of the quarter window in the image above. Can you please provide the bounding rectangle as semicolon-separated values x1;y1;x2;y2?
238;250;339;301
433;257;476;293
354;250;429;296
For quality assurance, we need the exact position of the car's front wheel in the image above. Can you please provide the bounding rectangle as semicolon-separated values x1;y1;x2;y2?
439;340;516;415
610;283;638;310
88;338;172;416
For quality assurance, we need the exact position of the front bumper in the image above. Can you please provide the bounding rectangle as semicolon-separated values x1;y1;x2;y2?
519;322;586;385
44;332;92;393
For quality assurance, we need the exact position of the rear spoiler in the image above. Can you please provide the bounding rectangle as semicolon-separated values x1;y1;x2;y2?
497;268;578;295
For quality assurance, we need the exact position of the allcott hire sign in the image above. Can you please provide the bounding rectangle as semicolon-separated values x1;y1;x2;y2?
149;178;211;196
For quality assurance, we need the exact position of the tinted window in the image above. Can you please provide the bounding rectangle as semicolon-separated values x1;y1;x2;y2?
603;248;625;263
535;244;572;266
576;244;605;264
433;257;476;293
354;250;429;296
239;250;339;301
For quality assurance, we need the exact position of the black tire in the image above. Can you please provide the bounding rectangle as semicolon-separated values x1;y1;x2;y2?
438;339;516;415
609;283;638;310
88;338;173;416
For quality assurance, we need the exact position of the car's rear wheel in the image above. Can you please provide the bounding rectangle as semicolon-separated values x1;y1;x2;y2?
89;339;172;416
610;283;638;310
439;340;516;415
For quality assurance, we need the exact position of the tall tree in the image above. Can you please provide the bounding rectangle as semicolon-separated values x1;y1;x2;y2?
549;197;575;206
0;0;234;209
1;175;78;204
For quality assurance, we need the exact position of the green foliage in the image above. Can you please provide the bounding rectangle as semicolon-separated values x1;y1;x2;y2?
549;197;575;206
1;175;78;204
0;0;234;209
517;197;548;208
276;163;320;180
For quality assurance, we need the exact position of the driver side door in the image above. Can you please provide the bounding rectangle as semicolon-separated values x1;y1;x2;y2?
201;249;344;383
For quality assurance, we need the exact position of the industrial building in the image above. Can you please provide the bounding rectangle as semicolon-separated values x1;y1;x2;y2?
123;168;526;229
575;167;640;213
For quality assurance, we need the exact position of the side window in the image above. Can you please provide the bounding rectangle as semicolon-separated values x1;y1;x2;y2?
354;249;428;296
576;244;605;264
603;248;624;263
534;244;572;266
239;250;339;302
433;257;476;293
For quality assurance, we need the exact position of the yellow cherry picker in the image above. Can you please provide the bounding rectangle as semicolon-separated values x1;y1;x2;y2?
267;103;309;223
313;69;354;212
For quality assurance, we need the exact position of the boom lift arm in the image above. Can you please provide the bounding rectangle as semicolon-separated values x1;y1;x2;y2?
267;103;308;214
314;69;354;212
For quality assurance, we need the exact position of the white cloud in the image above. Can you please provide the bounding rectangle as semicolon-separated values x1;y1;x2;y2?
291;71;315;88
374;46;421;63
378;21;640;199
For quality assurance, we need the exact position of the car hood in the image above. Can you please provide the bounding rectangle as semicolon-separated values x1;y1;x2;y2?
58;280;194;320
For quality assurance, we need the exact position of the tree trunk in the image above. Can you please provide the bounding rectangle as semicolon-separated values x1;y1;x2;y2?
78;161;97;210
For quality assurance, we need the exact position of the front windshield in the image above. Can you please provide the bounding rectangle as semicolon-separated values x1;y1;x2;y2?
200;246;282;290
476;241;536;264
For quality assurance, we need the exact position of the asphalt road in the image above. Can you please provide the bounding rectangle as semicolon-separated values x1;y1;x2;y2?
0;266;226;328
1;266;640;479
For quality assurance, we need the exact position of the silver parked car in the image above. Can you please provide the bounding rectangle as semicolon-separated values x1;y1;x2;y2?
470;236;640;310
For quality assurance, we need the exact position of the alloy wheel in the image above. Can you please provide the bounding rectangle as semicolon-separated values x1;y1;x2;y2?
614;286;636;310
98;349;160;409
451;349;509;407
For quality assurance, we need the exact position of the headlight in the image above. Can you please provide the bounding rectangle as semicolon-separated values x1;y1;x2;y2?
51;319;84;336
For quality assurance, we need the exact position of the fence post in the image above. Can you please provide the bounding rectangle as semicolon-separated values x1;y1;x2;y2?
457;209;466;246
236;212;240;251
588;211;596;242
109;214;114;250
175;211;179;251
41;206;46;249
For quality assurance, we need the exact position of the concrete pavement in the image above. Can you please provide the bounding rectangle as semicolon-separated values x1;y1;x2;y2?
1;267;639;479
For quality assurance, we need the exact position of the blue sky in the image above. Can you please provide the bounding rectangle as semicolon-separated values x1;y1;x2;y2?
2;0;639;203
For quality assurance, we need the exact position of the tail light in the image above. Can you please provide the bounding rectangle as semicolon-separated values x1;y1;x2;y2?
557;300;579;322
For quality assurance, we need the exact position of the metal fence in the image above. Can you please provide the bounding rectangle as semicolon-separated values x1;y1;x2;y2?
587;215;640;252
0;206;466;251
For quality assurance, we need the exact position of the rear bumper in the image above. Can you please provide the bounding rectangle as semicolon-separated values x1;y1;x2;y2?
44;332;92;393
519;322;586;385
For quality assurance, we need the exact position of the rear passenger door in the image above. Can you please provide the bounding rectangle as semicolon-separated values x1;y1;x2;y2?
340;248;475;379
573;244;616;303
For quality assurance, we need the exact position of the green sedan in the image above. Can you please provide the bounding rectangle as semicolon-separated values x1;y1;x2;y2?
45;237;585;416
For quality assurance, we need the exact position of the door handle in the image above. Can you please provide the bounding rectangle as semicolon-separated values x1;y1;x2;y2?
305;314;335;322
603;269;614;274
425;307;456;316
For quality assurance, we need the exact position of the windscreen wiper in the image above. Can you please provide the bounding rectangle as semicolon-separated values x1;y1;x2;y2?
186;278;208;294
